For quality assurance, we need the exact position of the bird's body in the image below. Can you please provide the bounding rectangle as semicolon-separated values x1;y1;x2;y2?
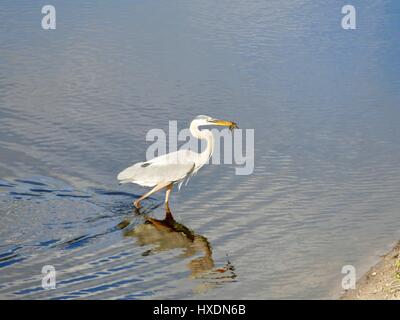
118;149;200;187
117;115;238;210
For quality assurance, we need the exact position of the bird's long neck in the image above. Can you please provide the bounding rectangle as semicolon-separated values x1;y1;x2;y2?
190;122;214;166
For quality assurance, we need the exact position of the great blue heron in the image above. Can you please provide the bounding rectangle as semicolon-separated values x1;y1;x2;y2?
117;115;238;210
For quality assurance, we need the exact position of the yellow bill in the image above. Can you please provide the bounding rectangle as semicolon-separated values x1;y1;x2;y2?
210;119;239;131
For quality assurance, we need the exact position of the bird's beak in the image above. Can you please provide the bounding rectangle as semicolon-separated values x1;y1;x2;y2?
210;119;239;131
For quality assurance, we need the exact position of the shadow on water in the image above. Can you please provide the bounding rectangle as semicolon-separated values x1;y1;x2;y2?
117;209;237;293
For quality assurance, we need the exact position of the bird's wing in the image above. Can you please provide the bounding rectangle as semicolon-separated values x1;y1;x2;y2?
117;149;197;187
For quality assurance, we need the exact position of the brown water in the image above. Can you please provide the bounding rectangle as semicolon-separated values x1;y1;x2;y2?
0;0;400;299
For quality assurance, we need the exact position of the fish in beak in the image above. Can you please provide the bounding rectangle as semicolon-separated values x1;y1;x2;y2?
210;119;239;131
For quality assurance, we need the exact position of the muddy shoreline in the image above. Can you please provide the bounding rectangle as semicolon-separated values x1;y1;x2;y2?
341;241;400;300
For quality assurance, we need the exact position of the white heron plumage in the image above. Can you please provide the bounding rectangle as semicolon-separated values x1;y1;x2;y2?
117;115;238;210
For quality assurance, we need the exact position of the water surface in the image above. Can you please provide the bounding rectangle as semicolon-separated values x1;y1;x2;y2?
0;0;400;299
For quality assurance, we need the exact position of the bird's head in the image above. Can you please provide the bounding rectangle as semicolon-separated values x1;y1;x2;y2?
193;115;238;131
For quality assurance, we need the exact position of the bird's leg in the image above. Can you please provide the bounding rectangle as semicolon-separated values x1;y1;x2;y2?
133;183;169;208
165;184;173;216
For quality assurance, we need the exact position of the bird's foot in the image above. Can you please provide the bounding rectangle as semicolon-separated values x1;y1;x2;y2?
133;207;142;215
165;203;173;221
133;200;142;209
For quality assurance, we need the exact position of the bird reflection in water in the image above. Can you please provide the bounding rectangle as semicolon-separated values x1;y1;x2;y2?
117;209;236;293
